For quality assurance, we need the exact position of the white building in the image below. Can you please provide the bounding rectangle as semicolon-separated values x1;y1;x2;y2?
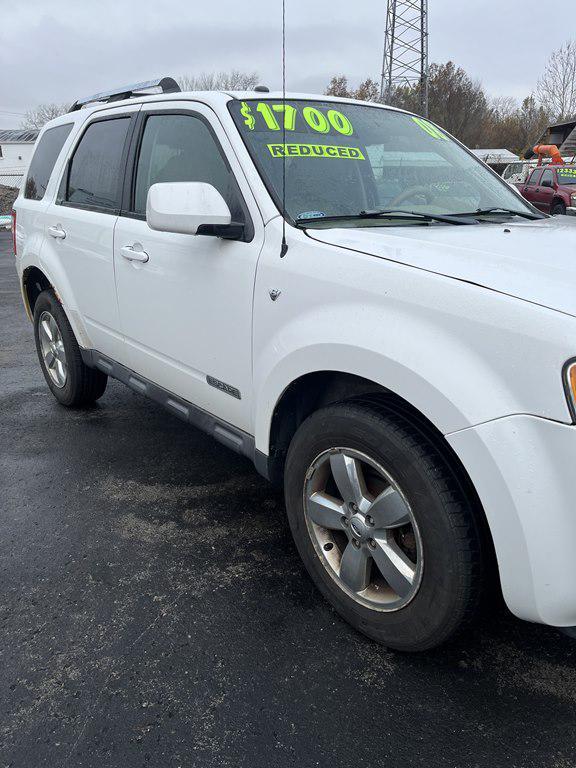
0;129;39;173
470;148;520;176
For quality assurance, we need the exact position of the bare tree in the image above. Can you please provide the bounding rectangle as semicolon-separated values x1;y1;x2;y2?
21;103;70;129
325;75;352;98
537;40;576;121
325;75;381;102
323;61;552;154
177;71;259;91
482;94;550;155
489;95;518;122
354;78;380;103
392;62;489;147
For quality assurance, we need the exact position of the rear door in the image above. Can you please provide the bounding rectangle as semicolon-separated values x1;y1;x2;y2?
113;101;264;433
43;106;139;364
14;122;74;271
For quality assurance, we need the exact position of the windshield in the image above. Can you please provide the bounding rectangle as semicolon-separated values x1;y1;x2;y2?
229;99;534;225
557;168;576;185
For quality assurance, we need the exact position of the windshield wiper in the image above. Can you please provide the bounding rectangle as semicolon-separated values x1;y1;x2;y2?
359;208;478;225
458;207;545;221
296;208;478;226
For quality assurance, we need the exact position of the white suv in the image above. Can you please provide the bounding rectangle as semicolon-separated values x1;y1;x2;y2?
13;78;576;650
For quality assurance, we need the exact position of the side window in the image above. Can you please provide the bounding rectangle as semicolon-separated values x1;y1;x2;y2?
133;113;244;223
24;123;73;201
541;169;554;186
527;170;542;186
65;117;131;212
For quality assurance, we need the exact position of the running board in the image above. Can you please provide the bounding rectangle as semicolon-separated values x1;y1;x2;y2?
81;349;256;461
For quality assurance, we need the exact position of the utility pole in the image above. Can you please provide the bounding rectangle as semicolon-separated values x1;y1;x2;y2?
380;0;429;117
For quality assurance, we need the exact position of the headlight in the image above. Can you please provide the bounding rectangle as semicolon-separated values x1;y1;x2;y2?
563;360;576;420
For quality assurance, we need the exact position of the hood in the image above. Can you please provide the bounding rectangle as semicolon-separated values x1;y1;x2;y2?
306;215;576;317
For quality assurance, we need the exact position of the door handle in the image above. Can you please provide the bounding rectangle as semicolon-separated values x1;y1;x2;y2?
121;245;149;263
48;225;66;240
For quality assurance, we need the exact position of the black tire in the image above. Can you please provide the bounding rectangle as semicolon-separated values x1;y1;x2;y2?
552;201;566;216
33;289;107;407
284;399;487;651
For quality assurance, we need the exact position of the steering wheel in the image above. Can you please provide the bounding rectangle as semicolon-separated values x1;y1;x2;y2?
387;185;432;208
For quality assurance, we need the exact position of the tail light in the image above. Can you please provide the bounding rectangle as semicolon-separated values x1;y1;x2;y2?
11;210;17;256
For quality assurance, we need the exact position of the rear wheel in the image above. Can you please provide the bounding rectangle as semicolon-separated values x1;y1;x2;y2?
33;289;107;406
552;201;566;216
284;400;487;651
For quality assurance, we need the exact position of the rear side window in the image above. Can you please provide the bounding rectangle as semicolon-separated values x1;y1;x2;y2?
65;117;131;212
132;114;244;224
24;123;73;200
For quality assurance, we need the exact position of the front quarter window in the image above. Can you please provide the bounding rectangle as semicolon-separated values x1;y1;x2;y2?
229;99;536;226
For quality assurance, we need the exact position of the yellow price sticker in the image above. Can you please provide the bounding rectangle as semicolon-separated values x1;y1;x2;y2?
412;117;447;140
240;102;354;136
267;143;365;159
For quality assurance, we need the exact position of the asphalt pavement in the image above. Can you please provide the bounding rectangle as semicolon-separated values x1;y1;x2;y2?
2;230;576;768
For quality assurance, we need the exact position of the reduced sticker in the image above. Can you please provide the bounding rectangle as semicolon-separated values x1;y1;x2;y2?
267;143;365;159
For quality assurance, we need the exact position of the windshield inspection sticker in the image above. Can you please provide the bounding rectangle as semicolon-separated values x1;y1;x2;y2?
267;143;365;159
297;211;326;220
412;117;448;140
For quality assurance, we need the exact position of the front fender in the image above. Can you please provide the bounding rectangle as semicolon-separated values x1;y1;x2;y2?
253;229;575;455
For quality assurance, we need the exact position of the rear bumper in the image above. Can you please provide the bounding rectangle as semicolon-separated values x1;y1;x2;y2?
447;415;576;628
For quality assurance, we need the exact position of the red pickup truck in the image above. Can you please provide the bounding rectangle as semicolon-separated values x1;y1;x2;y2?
517;165;576;216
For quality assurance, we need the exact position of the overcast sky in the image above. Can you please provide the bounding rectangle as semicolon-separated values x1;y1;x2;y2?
0;0;571;127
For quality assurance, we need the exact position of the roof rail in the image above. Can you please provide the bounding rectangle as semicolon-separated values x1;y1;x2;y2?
68;77;181;112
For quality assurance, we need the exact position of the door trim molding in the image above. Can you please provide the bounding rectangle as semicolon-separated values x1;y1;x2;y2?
81;349;263;467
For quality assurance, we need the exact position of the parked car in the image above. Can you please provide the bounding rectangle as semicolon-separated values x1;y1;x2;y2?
12;79;576;651
517;165;576;215
502;155;575;186
502;159;536;185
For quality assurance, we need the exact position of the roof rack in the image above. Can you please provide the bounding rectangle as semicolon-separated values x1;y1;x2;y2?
68;77;180;112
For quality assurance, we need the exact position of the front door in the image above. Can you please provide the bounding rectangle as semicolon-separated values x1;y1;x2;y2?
522;169;542;208
536;168;556;213
113;103;264;433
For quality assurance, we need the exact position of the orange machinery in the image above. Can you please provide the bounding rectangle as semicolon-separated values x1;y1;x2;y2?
533;144;565;166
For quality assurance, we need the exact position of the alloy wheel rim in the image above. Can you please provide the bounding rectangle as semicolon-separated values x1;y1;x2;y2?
38;311;67;388
303;447;423;611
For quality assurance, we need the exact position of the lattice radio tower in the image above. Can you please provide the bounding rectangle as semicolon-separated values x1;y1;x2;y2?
380;0;429;116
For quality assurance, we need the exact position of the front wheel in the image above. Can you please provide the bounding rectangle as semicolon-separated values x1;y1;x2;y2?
284;400;487;651
33;289;108;407
552;202;566;216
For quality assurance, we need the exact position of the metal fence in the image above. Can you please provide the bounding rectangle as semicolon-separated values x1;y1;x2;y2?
0;172;24;225
0;172;24;190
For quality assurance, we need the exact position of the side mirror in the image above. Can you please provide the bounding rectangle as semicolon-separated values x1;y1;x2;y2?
146;182;235;236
